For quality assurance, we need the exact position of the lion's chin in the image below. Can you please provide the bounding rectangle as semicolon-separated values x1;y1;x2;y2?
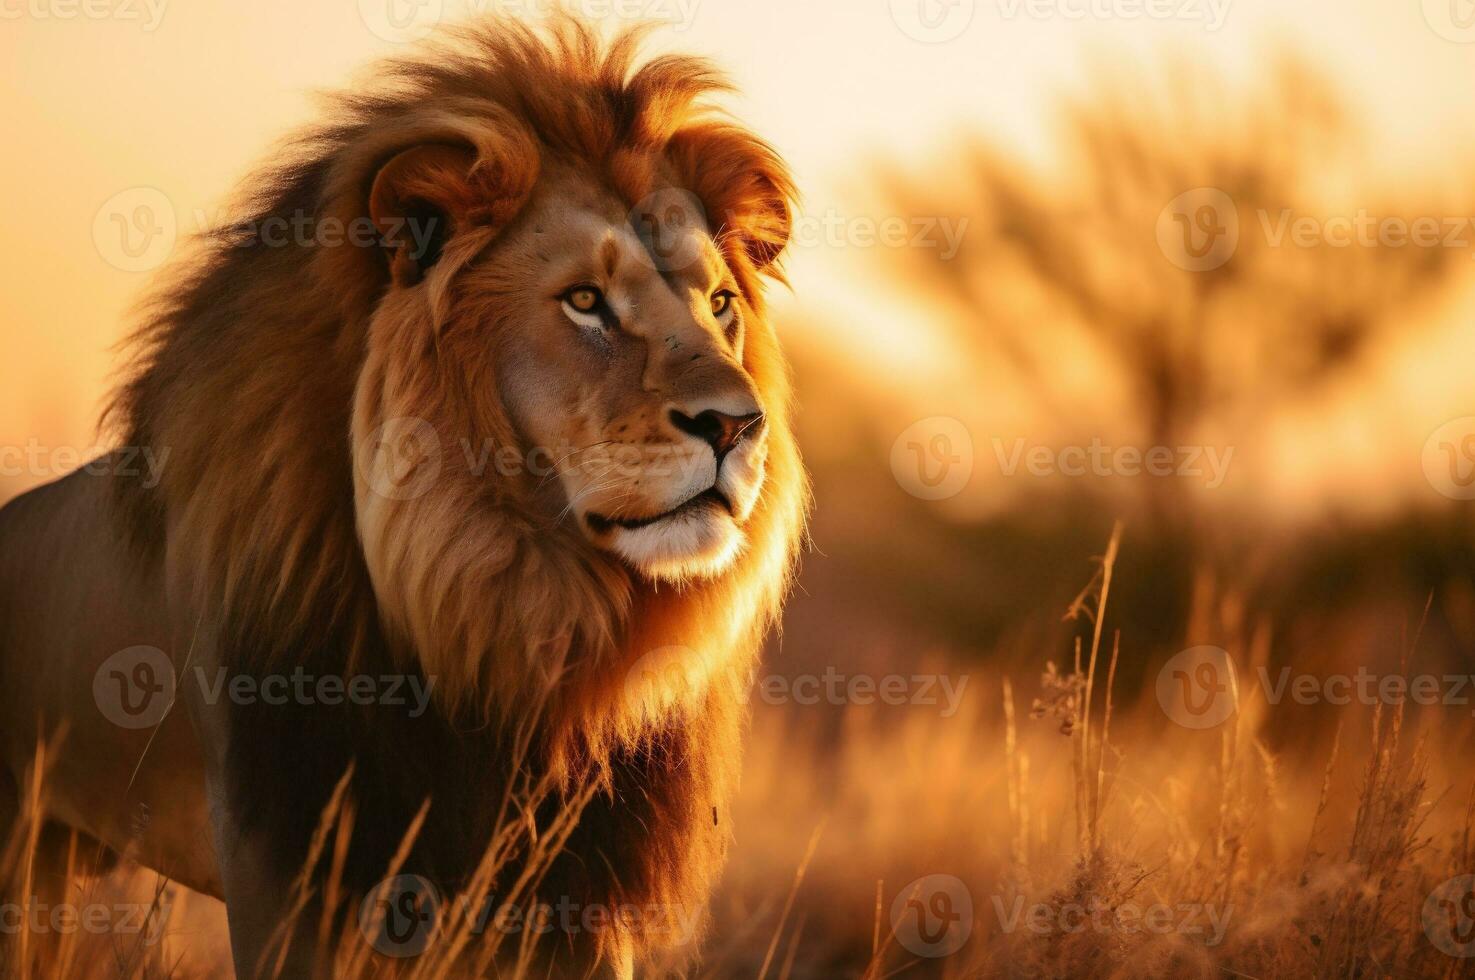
605;508;745;583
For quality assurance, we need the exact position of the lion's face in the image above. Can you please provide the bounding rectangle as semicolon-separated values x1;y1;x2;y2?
482;172;768;582
356;146;783;588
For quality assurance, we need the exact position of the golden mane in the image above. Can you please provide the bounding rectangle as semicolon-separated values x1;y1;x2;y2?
104;16;807;777
80;19;811;972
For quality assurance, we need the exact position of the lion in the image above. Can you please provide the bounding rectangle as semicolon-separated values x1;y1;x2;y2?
0;19;806;978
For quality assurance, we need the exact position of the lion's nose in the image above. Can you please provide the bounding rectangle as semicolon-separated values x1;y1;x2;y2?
668;407;765;464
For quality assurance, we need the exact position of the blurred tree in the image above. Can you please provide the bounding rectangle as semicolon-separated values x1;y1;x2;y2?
778;55;1475;674
878;57;1469;539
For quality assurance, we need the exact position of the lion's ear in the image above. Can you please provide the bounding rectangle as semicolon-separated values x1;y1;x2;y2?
368;139;535;286
667;125;796;273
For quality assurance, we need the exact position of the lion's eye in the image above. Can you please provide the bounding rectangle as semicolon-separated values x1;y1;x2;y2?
566;286;602;313
561;285;613;332
711;290;736;319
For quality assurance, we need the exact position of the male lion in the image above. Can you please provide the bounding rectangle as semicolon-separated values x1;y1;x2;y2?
0;20;806;978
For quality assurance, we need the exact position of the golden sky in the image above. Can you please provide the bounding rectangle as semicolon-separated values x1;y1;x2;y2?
3;0;1472;507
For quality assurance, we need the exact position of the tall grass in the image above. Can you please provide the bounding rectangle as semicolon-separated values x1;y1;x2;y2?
5;531;1473;977
712;531;1475;979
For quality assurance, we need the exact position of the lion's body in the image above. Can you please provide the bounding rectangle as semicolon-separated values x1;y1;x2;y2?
0;20;804;978
0;473;744;973
0;465;220;896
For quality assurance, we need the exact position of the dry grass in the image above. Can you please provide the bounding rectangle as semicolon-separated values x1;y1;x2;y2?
709;531;1475;979
5;530;1474;979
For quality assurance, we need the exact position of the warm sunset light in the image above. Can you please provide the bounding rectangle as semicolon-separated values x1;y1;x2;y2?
2;2;1474;978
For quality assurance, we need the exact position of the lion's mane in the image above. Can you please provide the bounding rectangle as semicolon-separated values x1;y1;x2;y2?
104;18;806;969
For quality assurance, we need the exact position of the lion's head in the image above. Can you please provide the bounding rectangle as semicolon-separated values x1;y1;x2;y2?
109;19;807;742
356;141;781;587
